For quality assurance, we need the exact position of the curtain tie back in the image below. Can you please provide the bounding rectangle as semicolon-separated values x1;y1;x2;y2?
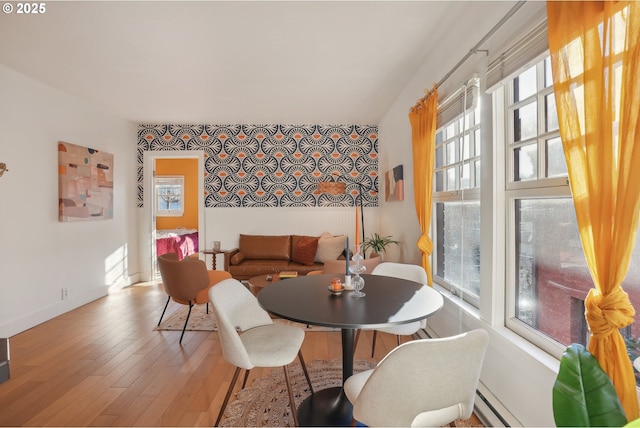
417;234;433;255
585;287;636;339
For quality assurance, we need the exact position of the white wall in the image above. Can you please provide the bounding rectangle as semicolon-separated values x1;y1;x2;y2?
0;65;139;338
376;2;558;426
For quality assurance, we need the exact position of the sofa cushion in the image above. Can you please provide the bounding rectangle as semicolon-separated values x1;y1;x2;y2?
292;236;319;266
315;232;347;263
239;234;292;260
230;252;245;265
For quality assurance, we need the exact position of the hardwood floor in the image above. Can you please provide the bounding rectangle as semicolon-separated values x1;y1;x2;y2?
0;281;405;427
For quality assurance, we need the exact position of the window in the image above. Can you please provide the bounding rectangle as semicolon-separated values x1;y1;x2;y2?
432;82;481;306
503;57;577;355
155;176;184;217
504;53;640;368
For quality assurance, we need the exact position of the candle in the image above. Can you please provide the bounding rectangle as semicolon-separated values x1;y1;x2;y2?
355;206;360;246
345;236;350;275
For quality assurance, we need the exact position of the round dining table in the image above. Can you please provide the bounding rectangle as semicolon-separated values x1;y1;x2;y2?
257;272;444;426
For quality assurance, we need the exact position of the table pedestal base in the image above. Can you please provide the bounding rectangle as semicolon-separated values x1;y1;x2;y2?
297;387;353;426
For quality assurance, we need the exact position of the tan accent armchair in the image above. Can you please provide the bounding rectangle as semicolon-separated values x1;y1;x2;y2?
157;252;231;343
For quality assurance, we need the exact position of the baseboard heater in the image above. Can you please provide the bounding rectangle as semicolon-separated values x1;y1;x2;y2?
474;381;521;427
0;338;9;384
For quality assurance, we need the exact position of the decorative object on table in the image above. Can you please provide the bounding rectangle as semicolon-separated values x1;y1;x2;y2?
58;141;114;221
0;162;8;178
344;235;352;289
344;330;489;427
361;233;400;259
209;278;314;427
329;278;344;295
213;241;221;251
385;164;404;202
278;271;299;278
349;249;366;297
218;358;482;428
552;343;627;427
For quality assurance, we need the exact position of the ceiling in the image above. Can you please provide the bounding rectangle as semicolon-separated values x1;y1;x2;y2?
0;1;520;125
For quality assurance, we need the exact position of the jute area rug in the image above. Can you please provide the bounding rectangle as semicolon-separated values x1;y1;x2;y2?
154;303;339;332
218;358;483;427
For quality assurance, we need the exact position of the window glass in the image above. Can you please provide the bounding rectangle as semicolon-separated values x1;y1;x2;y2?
513;102;538;142
514;65;537;102
514;144;538;181
435;201;481;300
545;137;567;177
545;94;559;132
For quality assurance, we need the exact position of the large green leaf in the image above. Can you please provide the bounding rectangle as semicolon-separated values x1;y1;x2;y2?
553;343;627;427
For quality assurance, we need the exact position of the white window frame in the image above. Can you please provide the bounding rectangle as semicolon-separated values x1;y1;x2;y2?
155;176;185;217
499;54;574;358
432;81;482;308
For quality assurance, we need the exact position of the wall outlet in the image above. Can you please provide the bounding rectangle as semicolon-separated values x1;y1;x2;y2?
61;288;69;300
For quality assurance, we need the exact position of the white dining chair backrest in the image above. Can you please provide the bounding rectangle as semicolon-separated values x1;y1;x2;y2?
345;329;489;427
209;278;273;369
371;262;427;285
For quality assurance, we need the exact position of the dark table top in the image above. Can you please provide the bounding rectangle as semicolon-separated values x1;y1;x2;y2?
257;273;444;330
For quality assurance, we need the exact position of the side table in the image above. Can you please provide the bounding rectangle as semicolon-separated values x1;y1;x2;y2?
247;274;280;296
201;249;225;270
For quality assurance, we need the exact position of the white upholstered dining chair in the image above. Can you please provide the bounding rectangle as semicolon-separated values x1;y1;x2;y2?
344;329;489;427
364;262;429;357
209;278;314;426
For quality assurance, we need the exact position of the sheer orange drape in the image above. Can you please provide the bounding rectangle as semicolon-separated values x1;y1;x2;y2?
548;1;640;420
409;86;438;285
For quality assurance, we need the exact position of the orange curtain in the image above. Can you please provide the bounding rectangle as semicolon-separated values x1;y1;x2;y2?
548;1;640;420
409;86;438;285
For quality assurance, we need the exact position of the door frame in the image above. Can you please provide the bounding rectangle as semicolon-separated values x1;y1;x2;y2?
143;150;205;280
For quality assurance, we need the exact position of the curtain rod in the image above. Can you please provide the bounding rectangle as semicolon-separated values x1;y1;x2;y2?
415;0;527;104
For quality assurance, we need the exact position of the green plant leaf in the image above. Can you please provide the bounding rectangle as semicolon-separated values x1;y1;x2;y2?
361;233;399;255
553;343;627;427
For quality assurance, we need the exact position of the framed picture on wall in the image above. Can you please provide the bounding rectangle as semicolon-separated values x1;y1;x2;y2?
58;141;114;221
385;164;404;202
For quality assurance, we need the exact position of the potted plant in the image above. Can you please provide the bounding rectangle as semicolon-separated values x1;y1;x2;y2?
361;233;399;259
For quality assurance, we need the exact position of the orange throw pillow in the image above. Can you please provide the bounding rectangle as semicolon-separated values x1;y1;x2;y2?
292;236;319;266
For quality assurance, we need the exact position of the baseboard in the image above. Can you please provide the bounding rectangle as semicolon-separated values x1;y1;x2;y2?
0;288;107;338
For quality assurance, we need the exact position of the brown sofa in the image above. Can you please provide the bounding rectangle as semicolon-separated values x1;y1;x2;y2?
223;234;347;280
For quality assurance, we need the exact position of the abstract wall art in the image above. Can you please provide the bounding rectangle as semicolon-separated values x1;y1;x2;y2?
385;164;404;202
58;141;114;221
